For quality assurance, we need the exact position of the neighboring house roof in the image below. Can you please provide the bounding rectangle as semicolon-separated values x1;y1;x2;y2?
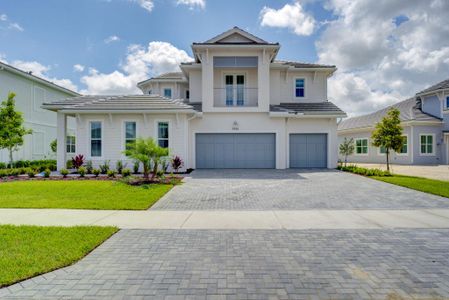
137;72;187;87
42;95;195;112
186;102;202;112
0;61;80;96
416;78;449;96
270;102;345;116
195;26;277;45
274;60;336;69
338;98;442;131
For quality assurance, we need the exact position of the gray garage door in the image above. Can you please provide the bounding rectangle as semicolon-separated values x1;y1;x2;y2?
196;133;275;169
290;134;327;168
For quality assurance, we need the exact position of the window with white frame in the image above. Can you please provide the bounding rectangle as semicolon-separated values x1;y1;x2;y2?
124;121;136;152
355;138;368;154
420;134;434;154
163;88;172;98
90;121;102;157
157;122;169;148
295;78;305;98
66;136;76;153
400;136;408;154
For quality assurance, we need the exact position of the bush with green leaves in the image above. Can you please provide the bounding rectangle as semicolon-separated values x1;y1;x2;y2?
78;166;87;177
43;168;51;178
107;170;117;178
60;168;69;178
85;160;93;174
92;168;100;177
116;160;126;174
121;168;131;177
133;161;140;174
337;165;391;177
27;169;37;178
66;160;73;169
99;160;110;174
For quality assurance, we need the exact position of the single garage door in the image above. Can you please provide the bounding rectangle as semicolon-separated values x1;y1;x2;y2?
290;133;327;168
196;133;275;169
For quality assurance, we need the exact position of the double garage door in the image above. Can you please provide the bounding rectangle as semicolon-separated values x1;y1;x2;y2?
195;133;327;169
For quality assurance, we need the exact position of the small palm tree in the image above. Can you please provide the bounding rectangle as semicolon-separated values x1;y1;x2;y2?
339;137;354;167
123;137;169;179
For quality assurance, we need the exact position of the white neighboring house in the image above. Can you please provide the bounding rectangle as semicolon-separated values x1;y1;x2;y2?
0;61;79;163
45;27;346;171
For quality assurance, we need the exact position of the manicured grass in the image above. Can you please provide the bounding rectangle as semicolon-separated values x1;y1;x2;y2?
0;225;117;287
373;175;449;198
0;180;173;210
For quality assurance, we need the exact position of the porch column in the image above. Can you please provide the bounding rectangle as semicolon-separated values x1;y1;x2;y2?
56;112;67;170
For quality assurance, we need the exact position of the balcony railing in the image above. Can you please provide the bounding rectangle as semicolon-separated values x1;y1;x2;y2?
213;87;258;107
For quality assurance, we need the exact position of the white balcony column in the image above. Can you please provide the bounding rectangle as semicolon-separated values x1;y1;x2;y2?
56;112;67;170
202;50;213;112
258;51;270;111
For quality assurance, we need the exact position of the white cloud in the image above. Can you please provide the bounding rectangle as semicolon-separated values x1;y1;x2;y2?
130;0;154;13
104;35;120;44
316;0;449;116
6;59;78;92
176;0;205;10
80;41;192;94
0;14;7;21
260;1;315;36
8;22;23;31
73;64;85;72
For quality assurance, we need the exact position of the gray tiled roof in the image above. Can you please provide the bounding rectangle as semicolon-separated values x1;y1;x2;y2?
270;102;345;115
152;72;184;79
338;98;442;131
185;102;202;112
196;26;277;45
416;78;449;95
274;60;336;69
42;95;195;112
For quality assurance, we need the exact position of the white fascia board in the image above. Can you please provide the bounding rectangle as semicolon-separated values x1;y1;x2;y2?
269;112;346;118
416;88;449;97
57;109;197;114
192;44;280;50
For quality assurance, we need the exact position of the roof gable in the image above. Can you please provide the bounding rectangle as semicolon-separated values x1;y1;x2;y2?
204;27;269;44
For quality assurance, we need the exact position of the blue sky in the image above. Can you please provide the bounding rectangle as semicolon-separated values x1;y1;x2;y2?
1;0;448;116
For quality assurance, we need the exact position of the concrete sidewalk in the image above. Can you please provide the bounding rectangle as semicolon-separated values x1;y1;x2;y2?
1;208;449;229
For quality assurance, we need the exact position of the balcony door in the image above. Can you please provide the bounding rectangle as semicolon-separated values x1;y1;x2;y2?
225;74;245;106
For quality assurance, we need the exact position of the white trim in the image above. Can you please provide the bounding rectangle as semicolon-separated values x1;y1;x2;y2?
121;120;138;159
66;135;76;154
354;138;369;156
88;120;104;160
154;119;171;149
294;77;306;99
419;133;436;156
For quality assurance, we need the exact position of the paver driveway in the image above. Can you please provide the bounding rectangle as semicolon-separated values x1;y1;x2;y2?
153;169;449;210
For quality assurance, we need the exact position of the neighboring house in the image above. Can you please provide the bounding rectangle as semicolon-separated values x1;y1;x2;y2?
338;78;449;165
44;27;346;171
0;61;79;163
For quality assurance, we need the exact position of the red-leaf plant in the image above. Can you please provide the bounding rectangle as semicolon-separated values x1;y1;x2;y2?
71;154;85;169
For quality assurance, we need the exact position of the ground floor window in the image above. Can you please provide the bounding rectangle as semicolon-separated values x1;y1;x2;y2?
124;121;137;151
90;121;102;157
355;138;368;154
400;136;408;154
420;134;434;155
157;122;169;148
66;136;76;153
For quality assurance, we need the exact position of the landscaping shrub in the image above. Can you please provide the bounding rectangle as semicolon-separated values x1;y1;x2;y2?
27;169;37;178
66;160;73;169
99;161;110;174
116;160;126;174
78;167;87;178
71;154;85;169
171;156;184;173
6;159;56;171
85;161;93;174
133;161;140;174
92;168;100;177
60;168;69;178
337;165;391;177
0;162;6;169
122;168;131;177
43;169;51;178
107;170;117;178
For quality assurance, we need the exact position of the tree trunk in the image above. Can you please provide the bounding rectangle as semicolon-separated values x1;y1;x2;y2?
151;160;158;180
344;154;348;167
386;149;390;172
8;148;13;168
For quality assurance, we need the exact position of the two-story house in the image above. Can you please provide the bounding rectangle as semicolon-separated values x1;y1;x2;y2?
44;27;346;171
338;78;449;165
0;61;79;163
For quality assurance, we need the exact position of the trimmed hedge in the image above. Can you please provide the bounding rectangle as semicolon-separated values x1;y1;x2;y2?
0;160;56;172
337;165;391;177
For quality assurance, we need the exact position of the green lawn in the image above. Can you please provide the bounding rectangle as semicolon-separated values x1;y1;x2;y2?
373;175;449;198
0;181;173;210
0;225;117;287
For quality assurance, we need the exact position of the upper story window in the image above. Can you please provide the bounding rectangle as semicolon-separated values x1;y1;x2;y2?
186;90;190;100
90;121;102;157
124;121;137;151
164;88;172;99
295;78;305;98
225;74;245;106
157;122;169;148
66;136;76;153
355;138;368;155
420;134;434;155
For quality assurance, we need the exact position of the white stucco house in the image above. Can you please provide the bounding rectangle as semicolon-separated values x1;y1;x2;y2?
338;77;449;165
0;61;79;163
44;27;346;171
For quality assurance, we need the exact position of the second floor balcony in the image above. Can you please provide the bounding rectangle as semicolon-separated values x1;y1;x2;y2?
213;87;258;107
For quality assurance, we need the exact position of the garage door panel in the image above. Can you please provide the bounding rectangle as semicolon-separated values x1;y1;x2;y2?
290;134;327;168
196;133;275;169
